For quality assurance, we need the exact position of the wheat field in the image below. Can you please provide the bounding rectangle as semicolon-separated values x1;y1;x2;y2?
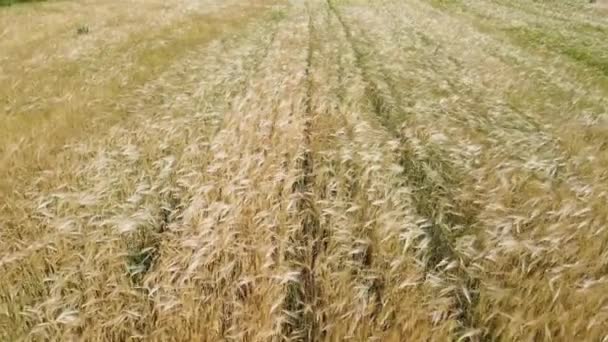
1;0;608;340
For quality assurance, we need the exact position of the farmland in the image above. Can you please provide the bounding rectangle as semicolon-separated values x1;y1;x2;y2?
1;0;608;340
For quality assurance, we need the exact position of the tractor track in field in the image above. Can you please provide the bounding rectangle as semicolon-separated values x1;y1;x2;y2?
281;5;323;340
327;0;485;338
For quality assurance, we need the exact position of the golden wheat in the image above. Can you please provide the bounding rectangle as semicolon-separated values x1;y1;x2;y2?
1;0;608;340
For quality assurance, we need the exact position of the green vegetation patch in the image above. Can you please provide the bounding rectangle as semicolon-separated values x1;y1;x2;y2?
1;0;46;6
426;0;608;78
504;26;608;76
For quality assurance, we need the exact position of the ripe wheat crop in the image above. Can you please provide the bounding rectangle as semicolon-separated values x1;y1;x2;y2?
1;0;608;340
